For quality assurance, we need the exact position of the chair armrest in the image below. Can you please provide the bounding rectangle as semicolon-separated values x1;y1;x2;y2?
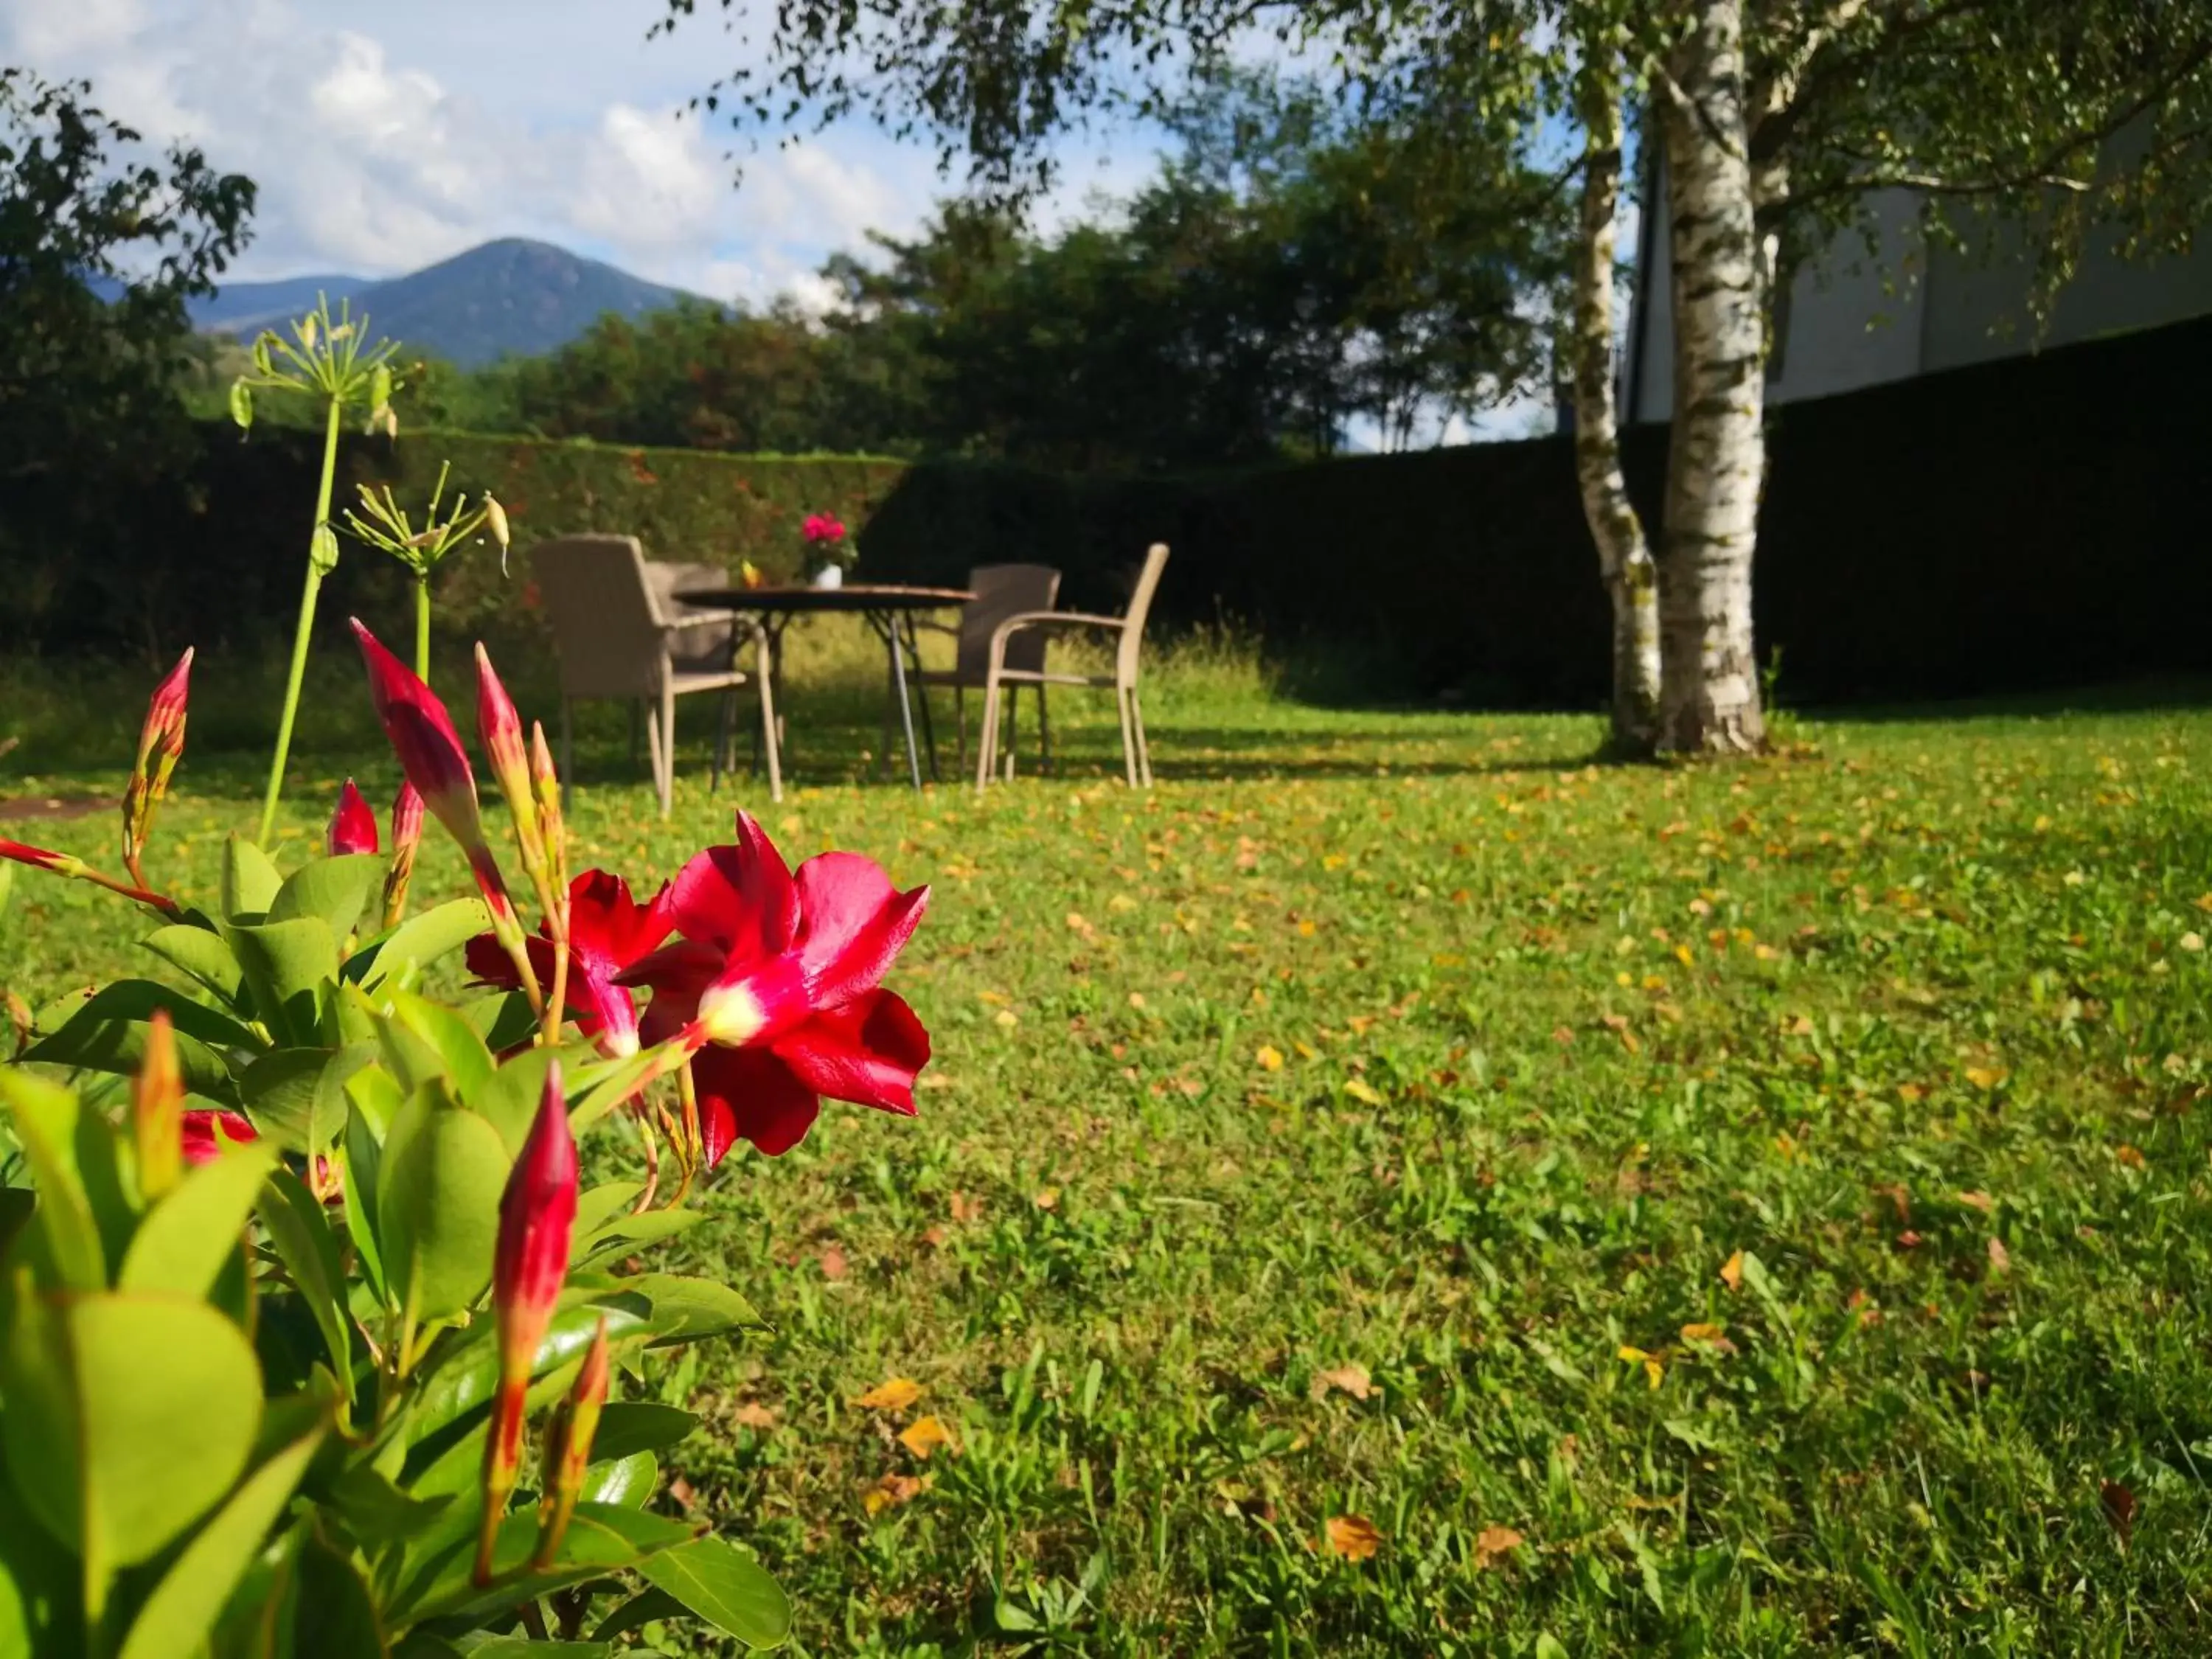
989;609;1124;652
664;609;734;631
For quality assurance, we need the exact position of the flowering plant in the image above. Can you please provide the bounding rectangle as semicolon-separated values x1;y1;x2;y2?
799;512;855;578
0;624;931;1654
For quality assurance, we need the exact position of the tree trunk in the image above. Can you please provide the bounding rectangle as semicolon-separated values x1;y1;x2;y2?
1571;60;1661;754
1657;0;1768;752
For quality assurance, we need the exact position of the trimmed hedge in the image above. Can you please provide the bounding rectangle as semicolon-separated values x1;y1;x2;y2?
9;310;2208;707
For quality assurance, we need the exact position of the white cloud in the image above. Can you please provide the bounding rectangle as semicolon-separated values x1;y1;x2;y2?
1;0;959;304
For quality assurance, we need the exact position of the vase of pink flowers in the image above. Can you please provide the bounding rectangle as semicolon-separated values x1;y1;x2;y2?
801;512;855;587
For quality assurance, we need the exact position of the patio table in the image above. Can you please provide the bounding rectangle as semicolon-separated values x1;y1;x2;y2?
676;583;975;791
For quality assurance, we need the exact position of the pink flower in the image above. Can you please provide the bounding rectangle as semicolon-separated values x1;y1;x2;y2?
627;811;930;1161
801;512;846;543
122;647;192;875
327;779;380;856
466;869;672;1057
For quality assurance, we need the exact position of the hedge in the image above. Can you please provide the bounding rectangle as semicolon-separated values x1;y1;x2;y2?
7;310;2208;708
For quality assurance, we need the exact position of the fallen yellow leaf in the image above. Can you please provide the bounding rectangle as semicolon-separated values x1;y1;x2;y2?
1256;1044;1285;1071
1324;1514;1382;1561
899;1415;957;1459
1473;1524;1524;1568
1719;1251;1745;1291
862;1472;930;1515
856;1377;924;1412
1343;1078;1385;1107
1310;1363;1372;1402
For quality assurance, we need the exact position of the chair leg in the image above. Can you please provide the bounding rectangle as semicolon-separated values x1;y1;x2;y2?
661;681;679;816
974;675;1001;793
1037;686;1051;776
908;618;939;782
756;632;784;804
1003;685;1019;783
712;684;734;793
560;696;576;811
1115;684;1138;789
955;684;967;776
644;697;666;810
1130;684;1153;787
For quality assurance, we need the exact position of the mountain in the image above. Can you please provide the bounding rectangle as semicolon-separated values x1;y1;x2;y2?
187;239;703;366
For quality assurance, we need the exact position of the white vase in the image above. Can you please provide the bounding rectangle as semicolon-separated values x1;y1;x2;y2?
812;565;844;590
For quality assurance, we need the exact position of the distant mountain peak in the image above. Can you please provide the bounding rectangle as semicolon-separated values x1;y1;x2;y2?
188;240;703;366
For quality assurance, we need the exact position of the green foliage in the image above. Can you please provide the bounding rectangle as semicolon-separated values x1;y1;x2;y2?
0;68;254;649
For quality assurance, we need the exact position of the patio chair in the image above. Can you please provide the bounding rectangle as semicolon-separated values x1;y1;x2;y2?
973;543;1168;793
532;534;781;816
911;563;1063;779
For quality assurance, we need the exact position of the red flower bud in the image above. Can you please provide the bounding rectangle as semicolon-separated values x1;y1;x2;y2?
476;1062;577;1584
475;644;543;871
381;782;425;928
133;1009;186;1198
352;619;522;933
327;779;380;856
0;838;72;876
532;1315;611;1568
121;648;192;880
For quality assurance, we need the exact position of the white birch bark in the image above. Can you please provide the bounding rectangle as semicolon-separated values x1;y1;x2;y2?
1571;63;1662;753
1657;0;1769;752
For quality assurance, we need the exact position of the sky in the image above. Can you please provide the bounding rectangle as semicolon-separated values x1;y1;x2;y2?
4;0;1162;305
4;0;1556;444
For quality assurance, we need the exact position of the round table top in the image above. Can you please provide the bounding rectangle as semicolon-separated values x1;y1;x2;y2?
677;582;976;614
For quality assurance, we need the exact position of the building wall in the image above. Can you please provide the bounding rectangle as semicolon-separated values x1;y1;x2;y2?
1626;161;2212;420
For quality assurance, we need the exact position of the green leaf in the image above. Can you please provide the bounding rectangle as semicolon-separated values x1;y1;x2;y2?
22;982;248;1099
590;1588;686;1645
115;1421;327;1659
289;1528;388;1659
220;835;284;922
584;1450;658;1508
119;1141;279;1298
1;1289;264;1608
0;1068;105;1291
142;923;245;1006
575;1207;707;1268
461;990;539;1055
589;1401;700;1463
228;917;340;1047
460;1644;611;1659
386;991;495;1102
637;1535;791;1649
401;1503;696;1624
630;1273;766;1346
378;1095;511;1321
470;1044;563;1158
568;1051;658;1131
0;1439;81;1657
342;1105;387;1304
237;1047;332;1152
344;897;492;990
257;1168;352;1389
321;1463;453;1545
268;854;384;942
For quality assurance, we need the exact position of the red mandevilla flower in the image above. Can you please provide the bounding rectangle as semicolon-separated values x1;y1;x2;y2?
181;1109;259;1166
478;1062;579;1583
626;810;931;1162
327;779;380;856
0;838;69;875
466;870;672;1057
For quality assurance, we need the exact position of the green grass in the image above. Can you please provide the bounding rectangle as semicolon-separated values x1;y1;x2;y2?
8;639;2212;1655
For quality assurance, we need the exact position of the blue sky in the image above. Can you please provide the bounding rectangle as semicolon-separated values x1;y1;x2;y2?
4;0;1166;302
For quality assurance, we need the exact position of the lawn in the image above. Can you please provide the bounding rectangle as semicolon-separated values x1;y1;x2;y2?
6;639;2212;1655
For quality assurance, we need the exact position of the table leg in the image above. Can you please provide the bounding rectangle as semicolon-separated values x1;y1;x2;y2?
876;611;923;790
902;613;940;782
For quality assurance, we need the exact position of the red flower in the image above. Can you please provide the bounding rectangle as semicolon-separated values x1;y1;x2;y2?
627;811;930;1161
181;1109;258;1166
328;779;380;856
466;869;672;1056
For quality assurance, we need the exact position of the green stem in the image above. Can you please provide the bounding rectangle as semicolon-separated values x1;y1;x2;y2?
413;573;431;682
257;394;346;846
